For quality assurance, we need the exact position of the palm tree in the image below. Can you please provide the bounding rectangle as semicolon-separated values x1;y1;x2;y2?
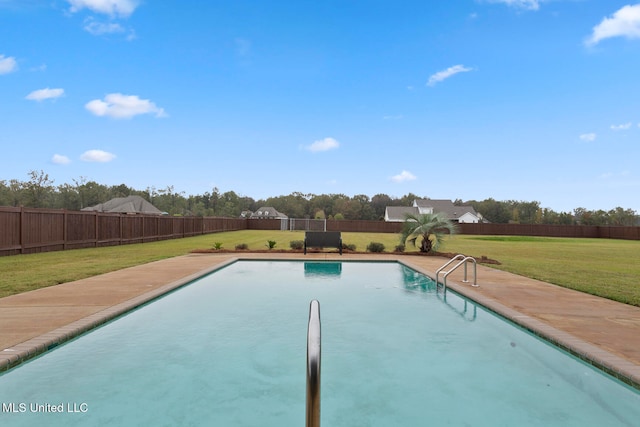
400;212;458;253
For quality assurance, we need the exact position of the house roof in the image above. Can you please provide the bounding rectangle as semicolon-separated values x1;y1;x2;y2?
250;206;288;219
81;195;163;215
414;199;479;220
385;199;481;222
384;206;418;221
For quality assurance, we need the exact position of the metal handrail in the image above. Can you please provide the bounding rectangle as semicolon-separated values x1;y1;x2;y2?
435;254;466;283
436;255;478;292
306;300;321;427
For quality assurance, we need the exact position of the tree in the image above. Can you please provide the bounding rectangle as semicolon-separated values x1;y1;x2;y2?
0;180;24;207
24;170;55;208
371;193;393;219
609;207;637;226
467;198;511;223
309;194;335;219
400;212;458;253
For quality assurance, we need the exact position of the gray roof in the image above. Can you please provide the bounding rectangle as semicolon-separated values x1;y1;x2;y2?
414;199;479;220
385;199;480;222
250;206;288;219
81;196;163;215
385;206;418;221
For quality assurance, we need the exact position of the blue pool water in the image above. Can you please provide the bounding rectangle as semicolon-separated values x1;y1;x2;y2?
0;261;639;426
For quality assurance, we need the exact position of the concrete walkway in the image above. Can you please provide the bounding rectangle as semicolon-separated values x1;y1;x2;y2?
1;253;639;388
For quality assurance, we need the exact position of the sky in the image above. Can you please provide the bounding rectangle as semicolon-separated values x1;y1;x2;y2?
2;0;640;212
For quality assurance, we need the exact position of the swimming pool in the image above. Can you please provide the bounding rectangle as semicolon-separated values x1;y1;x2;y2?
0;260;638;426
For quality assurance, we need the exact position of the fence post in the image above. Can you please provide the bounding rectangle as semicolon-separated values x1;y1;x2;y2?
63;210;68;250
93;211;98;247
19;206;25;254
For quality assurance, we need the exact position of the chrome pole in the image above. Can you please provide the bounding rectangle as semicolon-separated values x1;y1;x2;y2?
306;300;321;427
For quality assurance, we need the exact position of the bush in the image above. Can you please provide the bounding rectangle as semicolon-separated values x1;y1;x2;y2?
342;243;356;251
394;244;405;252
366;242;385;253
290;240;304;250
213;242;223;250
266;240;277;249
235;243;249;250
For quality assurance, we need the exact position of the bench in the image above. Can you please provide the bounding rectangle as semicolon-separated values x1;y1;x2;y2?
304;231;342;255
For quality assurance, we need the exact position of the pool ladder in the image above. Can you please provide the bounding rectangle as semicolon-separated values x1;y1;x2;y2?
435;254;478;292
306;300;321;427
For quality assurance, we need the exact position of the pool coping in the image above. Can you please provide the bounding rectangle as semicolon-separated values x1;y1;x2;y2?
1;253;639;391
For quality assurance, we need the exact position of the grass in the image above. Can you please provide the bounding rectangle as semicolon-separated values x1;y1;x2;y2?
444;235;640;306
1;230;639;306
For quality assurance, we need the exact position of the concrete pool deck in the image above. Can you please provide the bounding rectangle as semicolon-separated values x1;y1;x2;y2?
1;252;639;388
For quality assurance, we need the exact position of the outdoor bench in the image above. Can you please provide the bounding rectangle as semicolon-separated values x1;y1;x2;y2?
303;231;342;255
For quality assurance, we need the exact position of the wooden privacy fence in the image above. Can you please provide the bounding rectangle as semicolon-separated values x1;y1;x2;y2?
457;223;640;240
0;207;246;256
1;206;639;256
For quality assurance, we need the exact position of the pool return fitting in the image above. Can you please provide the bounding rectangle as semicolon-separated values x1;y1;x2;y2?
306;300;321;427
435;254;478;292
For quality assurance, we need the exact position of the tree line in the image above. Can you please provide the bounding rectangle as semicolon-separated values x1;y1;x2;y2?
1;170;638;226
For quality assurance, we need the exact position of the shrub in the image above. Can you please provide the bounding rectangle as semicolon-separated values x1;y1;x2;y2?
266;240;277;249
366;242;385;253
235;243;249;250
290;240;304;250
213;242;223;250
394;244;405;252
342;243;356;251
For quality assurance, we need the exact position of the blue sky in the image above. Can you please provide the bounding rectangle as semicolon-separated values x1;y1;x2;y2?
2;0;640;212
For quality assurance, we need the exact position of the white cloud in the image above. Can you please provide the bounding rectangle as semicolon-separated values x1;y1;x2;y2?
25;88;65;101
600;170;631;180
51;154;71;165
30;64;47;72
427;64;473;87
611;122;632;131
0;54;17;74
484;0;540;11
84;20;125;35
383;115;403;120
235;38;252;57
67;0;139;17
391;170;417;183
579;133;597;142
599;172;614;179
85;93;167;119
82;17;136;39
585;4;640;46
80;149;116;162
305;137;340;152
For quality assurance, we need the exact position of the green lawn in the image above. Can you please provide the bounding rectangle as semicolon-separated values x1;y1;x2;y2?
1;230;639;306
443;235;640;306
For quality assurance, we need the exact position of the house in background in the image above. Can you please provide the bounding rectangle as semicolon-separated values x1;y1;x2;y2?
82;195;164;215
384;199;483;223
248;207;288;219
